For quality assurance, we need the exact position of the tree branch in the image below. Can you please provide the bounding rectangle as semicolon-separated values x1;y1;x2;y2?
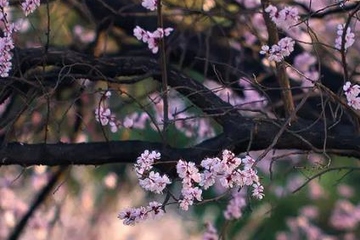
2;117;360;167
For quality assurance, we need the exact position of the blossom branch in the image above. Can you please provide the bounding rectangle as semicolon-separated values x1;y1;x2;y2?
261;0;296;120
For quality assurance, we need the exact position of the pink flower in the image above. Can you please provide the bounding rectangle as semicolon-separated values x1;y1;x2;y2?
141;0;157;11
147;201;164;219
118;207;147;225
260;37;295;62
21;0;40;16
202;222;218;240
133;26;149;42
199;170;216;189
343;82;360;110
133;27;173;54
94;107;111;126
265;5;299;31
335;24;355;51
118;201;165;225
176;160;201;183
224;192;246;220
179;186;203;210
138;171;171;194
135;150;161;177
179;197;193;211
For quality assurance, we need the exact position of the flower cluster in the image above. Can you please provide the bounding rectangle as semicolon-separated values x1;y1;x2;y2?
94;91;120;132
135;150;171;194
94;106;111;126
0;26;16;77
177;160;203;210
335;24;355;51
265;5;299;31
330;199;360;230
117;151;169;225
118;201;164;225
0;0;41;77
118;149;264;226
94;91;138;132
260;37;295;62
0;1;20;77
224;192;246;220
343;81;360;110
177;150;264;211
133;26;173;54
133;0;173;54
21;0;40;16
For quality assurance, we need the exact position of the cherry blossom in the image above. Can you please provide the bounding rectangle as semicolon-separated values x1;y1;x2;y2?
94;106;111;126
133;150;172;193
135;150;161;177
120;150;264;223
223;192;246;220
141;0;157;11
118;207;147;225
252;182;265;199
147;201;164;219
202;222;219;240
118;201;164;225
179;186;203;211
335;24;355;51
21;0;40;16
138;171;171;194
265;4;300;32
290;52;319;90
176;160;201;184
133;26;173;54
343;81;360;110
133;26;149;42
260;37;295;62
0;10;18;77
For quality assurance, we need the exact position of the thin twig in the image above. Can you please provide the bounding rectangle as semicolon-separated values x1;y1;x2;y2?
157;0;169;145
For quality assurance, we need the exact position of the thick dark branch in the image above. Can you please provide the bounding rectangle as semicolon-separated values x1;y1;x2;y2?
1;117;360;166
11;47;239;126
3;48;360;166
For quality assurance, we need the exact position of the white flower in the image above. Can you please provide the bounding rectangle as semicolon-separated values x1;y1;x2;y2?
252;182;265;199
343;81;352;92
259;45;269;55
